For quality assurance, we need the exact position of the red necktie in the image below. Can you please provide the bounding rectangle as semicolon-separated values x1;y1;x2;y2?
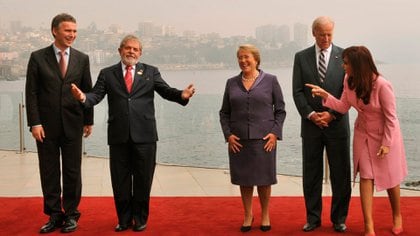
124;65;133;92
59;50;67;77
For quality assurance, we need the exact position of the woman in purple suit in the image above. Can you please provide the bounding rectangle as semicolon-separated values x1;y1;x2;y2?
219;44;286;232
307;46;407;236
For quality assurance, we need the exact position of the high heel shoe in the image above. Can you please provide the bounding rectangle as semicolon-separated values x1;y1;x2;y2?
240;217;254;232
392;227;403;235
260;225;271;232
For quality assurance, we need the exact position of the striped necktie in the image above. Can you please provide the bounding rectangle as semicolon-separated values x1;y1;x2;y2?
318;50;327;83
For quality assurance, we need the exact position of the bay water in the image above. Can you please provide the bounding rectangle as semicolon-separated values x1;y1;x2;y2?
0;64;419;189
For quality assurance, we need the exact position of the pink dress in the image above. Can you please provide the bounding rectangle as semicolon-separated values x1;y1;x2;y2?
324;75;407;191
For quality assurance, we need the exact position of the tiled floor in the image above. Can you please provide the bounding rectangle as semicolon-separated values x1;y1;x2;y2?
1;150;419;197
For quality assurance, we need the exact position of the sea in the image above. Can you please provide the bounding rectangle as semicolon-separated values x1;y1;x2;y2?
0;64;419;190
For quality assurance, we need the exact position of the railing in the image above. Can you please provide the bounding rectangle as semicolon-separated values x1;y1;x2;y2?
0;90;419;190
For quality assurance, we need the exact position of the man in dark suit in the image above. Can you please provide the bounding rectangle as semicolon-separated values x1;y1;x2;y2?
25;13;93;233
292;16;351;232
71;34;195;232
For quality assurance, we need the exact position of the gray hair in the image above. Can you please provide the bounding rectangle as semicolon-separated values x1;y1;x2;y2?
119;34;142;49
312;16;335;33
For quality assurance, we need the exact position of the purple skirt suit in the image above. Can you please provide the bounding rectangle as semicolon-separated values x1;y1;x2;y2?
219;70;286;186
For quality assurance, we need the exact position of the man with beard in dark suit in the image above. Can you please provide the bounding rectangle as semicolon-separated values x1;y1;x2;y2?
71;34;195;232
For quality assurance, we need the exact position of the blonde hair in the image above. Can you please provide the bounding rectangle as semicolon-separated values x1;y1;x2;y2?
237;44;261;69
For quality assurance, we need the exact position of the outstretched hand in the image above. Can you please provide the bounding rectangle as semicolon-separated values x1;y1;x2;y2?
305;84;329;99
182;84;195;100
70;83;86;102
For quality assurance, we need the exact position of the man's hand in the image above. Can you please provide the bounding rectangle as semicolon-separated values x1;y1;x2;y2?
309;113;328;128
83;125;93;138
310;112;334;128
71;83;86;102
31;126;45;143
181;84;195;100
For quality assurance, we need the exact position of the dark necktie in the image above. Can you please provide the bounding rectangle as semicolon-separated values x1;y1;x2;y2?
124;65;133;93
318;50;327;83
59;50;67;77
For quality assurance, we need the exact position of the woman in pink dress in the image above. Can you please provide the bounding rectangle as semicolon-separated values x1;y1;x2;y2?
306;46;407;236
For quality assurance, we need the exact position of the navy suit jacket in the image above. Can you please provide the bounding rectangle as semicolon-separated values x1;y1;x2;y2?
25;45;93;139
84;62;188;145
292;44;350;138
219;70;286;141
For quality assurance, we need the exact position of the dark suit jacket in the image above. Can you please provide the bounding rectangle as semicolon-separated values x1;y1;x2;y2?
25;45;93;139
84;62;188;145
219;70;286;141
292;44;350;138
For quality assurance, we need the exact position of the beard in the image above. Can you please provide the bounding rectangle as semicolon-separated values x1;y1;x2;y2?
122;56;138;66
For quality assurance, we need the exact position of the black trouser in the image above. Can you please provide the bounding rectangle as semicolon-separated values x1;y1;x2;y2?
110;141;156;226
37;134;82;221
302;135;351;224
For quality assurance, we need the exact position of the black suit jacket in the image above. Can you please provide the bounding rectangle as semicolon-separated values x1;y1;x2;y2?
84;62;188;145
25;45;93;139
292;44;350;138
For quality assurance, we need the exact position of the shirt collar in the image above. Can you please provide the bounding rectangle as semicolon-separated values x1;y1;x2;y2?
52;44;70;55
315;44;332;54
121;62;136;71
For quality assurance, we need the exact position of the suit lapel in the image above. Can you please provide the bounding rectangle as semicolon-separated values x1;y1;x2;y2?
111;63;127;93
306;46;320;84
328;45;342;72
131;63;146;92
45;45;63;80
65;48;79;80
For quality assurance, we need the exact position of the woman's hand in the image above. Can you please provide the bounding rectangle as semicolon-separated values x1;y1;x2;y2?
305;84;329;99
377;145;390;158
228;134;243;154
263;133;277;152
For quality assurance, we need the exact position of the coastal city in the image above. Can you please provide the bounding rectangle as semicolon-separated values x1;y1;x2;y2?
0;20;309;80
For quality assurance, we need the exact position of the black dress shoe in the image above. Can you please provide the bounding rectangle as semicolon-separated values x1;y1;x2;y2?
260;225;271;232
333;223;347;232
115;224;131;232
39;219;63;234
61;219;77;233
302;222;321;232
133;223;147;232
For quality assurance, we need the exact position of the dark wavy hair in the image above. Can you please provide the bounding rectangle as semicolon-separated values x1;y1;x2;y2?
343;46;379;104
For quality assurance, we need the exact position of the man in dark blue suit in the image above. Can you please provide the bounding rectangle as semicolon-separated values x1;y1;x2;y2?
71;35;195;232
25;13;93;233
292;16;351;232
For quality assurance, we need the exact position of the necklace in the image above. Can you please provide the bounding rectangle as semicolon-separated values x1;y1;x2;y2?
242;71;259;82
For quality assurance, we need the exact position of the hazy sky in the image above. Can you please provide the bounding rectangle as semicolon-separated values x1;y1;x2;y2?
1;0;419;63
